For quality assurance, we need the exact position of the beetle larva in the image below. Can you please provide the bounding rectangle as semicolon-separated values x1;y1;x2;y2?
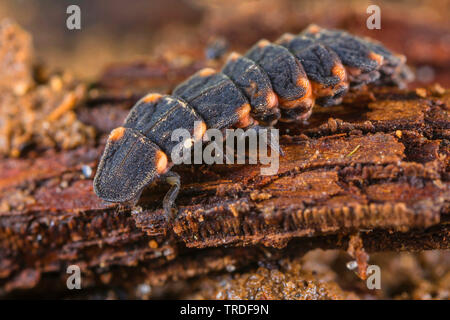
94;25;411;217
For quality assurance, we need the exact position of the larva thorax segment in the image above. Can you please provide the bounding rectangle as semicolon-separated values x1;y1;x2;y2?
222;52;280;126
244;40;315;122
123;93;206;157
172;68;254;130
94;92;208;203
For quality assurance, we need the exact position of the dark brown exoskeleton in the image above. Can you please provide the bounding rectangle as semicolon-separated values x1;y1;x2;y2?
94;25;411;218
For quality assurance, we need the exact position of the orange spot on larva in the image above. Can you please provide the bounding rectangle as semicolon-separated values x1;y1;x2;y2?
198;68;216;77
307;24;321;34
279;79;314;109
280;33;295;42
235;103;254;128
396;54;406;64
310;80;330;97
257;39;270;48
193;121;207;141
368;51;384;66
109;127;126;142
142;93;162;103
332;63;347;81
228;52;241;62
155;150;168;174
237;103;251;117
266;91;279;109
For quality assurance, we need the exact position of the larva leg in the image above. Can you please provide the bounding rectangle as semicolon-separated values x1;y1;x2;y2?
93;127;168;203
162;171;181;220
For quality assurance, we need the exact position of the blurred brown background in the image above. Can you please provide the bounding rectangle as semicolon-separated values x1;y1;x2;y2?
0;0;449;84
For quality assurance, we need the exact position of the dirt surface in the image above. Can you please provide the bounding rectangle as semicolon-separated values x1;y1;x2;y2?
184;250;450;300
1;0;449;84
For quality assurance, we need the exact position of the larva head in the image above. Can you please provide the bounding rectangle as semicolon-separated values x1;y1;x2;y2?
94;127;169;203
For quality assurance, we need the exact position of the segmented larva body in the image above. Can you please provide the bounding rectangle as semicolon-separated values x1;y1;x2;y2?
94;25;410;207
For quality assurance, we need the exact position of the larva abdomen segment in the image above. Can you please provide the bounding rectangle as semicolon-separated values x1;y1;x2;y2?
172;68;253;129
277;34;349;107
222;52;280;126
